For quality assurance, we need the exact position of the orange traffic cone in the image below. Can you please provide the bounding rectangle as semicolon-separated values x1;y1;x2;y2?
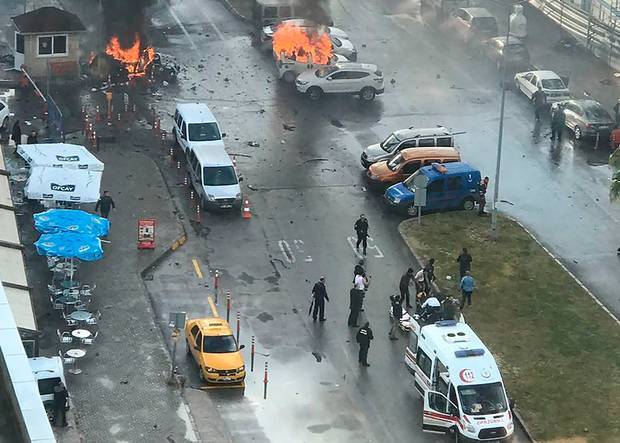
242;199;251;219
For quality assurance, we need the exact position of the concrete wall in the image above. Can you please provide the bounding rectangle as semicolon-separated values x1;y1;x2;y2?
22;32;81;79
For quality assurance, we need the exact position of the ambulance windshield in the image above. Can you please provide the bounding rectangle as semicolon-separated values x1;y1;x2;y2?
458;382;508;416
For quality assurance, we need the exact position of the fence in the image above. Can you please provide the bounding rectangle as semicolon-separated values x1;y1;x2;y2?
46;94;63;142
529;0;620;71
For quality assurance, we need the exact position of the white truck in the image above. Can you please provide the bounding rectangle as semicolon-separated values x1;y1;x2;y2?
29;356;66;420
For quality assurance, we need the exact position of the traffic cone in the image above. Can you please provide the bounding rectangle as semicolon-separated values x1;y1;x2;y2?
242;199;251;219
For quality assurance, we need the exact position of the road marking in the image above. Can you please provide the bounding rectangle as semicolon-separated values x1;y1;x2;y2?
166;3;199;51
293;239;313;262
347;236;384;259
278;240;296;263
192;258;203;279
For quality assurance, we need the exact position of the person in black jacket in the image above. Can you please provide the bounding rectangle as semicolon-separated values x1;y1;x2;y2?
26;130;38;144
311;277;329;321
11;120;21;154
399;268;414;309
95;191;116;218
348;287;364;327
53;381;68;427
354;214;369;255
356;322;374;366
389;295;402;340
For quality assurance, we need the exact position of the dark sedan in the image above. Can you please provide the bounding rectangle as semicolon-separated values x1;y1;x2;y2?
552;99;615;143
481;36;530;72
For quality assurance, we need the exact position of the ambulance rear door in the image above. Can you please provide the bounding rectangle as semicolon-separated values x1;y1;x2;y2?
422;390;460;434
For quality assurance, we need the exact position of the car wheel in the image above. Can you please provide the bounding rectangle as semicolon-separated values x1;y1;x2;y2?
1;116;8;131
360;87;376;102
308;87;323;100
282;71;296;83
407;204;419;217
462;198;476;211
574;126;582;140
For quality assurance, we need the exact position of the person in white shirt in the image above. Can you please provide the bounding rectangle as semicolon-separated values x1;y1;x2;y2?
420;296;441;321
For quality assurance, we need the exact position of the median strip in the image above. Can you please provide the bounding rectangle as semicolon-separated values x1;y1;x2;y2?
399;212;620;442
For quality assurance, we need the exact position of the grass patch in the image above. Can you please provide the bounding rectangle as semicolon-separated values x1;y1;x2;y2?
399;212;620;442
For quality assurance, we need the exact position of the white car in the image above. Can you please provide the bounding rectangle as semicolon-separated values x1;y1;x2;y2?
0;100;9;131
296;63;384;101
331;35;357;61
514;70;570;103
260;19;349;50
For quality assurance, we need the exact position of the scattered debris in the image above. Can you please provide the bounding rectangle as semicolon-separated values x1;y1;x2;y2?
247;184;258;191
247;141;260;147
283;123;296;131
390;78;396;86
311;352;322;363
436;73;441;79
304;158;328;163
330;119;344;128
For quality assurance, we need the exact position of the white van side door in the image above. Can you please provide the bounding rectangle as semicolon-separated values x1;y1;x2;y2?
422;390;460;434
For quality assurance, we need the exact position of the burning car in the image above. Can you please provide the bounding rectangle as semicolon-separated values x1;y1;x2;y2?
260;18;349;51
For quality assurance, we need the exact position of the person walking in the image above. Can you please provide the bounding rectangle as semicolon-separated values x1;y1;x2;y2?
354;214;369;255
356;322;374;366
478;176;489;215
26;130;38;144
11;120;21;154
389;295;402;340
532;85;547;121
399;268;414;309
423;258;436;291
311;277;329;321
456;248;472;279
550;104;565;141
53;381;68;427
460;271;476;310
95;190;116;218
348;287;364;327
353;260;365;282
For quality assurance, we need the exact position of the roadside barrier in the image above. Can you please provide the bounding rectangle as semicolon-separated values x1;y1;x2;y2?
214;270;220;303
251;335;255;372
195;203;201;224
242;199;251;219
236;312;241;346
263;362;269;399
226;290;231;322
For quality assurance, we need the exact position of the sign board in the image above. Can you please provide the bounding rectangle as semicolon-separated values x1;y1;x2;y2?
168;312;186;330
137;218;156;249
412;174;429;207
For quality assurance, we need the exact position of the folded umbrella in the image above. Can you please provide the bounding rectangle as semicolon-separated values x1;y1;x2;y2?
35;232;103;262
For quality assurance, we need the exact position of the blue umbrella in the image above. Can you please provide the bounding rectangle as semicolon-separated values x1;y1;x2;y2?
33;209;110;237
34;233;103;262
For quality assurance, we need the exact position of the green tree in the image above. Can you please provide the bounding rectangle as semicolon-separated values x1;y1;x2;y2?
612;149;620;201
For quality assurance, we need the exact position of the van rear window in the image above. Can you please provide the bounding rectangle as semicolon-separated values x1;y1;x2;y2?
188;123;221;142
203;166;237;186
37;377;61;396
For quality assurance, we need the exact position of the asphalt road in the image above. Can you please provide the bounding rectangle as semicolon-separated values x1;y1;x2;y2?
137;0;566;441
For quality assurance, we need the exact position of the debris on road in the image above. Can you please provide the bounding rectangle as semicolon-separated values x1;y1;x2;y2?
282;123;296;131
247;141;260;147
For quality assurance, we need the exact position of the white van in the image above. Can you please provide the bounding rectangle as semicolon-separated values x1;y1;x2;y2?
186;147;242;210
29;356;66;405
405;320;514;441
173;103;226;153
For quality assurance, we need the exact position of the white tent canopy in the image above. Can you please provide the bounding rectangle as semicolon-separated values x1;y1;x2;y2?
17;143;104;171
24;167;102;203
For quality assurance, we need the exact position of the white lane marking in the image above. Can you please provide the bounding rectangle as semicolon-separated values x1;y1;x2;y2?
195;3;226;42
278;240;295;263
166;3;199;51
293;239;313;262
347;236;384;259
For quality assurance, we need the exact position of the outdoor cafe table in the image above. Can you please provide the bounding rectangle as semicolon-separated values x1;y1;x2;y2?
69;311;92;324
71;329;91;340
65;349;86;375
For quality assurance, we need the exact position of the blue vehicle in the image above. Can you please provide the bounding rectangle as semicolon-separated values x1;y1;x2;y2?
384;162;481;216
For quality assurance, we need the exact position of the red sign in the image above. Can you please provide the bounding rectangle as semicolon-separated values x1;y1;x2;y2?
137;218;156;249
459;369;475;383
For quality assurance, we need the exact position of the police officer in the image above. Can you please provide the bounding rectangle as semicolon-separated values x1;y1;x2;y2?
354;214;369;255
348;287;364;327
478;177;489;215
311;277;329;321
53;381;68;427
389;295;402;340
356;322;374;366
532;85;547;121
551;104;565;141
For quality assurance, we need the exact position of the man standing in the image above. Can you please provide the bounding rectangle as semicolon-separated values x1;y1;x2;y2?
356;322;374;366
348;287;364;327
399;268;414;309
478;176;489;215
550;104;565;141
532;85;547;121
460;271;476;309
53;381;68;427
26;130;38;144
95;190;116;219
389;295;402;340
11;120;21;154
456;248;472;279
354;214;369;256
423;258;436;291
311;277;329;321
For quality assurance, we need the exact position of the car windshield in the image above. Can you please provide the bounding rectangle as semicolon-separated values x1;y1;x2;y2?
403;170;420;190
388;153;403;171
541;78;565;90
584;105;611;120
458;382;508;416
331;36;342;47
472;17;497;31
203;335;237;353
203;166;238;186
316;66;338;78
380;133;401;153
188;123;221;141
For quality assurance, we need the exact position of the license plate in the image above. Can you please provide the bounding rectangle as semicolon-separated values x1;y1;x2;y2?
598;126;609;130
222;377;231;381
220;204;232;209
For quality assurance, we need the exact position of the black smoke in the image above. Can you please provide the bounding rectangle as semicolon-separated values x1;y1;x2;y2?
296;0;332;25
102;0;155;47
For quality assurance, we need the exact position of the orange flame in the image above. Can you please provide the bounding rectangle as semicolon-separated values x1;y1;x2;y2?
105;33;155;78
272;23;333;65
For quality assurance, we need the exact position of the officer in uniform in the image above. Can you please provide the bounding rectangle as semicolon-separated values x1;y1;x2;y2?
356;322;374;367
311;277;329;321
348;287;364;327
354;214;369;255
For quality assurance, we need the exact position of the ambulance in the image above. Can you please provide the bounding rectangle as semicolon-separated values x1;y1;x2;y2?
405;320;514;441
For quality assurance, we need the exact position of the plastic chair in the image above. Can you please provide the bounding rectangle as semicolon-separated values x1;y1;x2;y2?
82;331;98;346
56;329;73;344
62;312;77;327
58;350;75;366
48;284;63;297
50;296;64;311
85;310;101;326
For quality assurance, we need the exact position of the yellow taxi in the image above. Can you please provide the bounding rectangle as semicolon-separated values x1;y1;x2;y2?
185;317;245;385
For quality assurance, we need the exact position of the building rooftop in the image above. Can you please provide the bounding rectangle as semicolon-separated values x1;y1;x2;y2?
12;7;86;34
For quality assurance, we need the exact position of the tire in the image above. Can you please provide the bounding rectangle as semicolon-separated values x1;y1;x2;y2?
360;87;376;102
308;87;322;101
462;198;476;211
407;204;419;217
574;126;582;140
282;71;296;83
1;116;8;131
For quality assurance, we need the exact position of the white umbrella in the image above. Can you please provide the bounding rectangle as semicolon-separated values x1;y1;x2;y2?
24;167;102;203
17;143;104;171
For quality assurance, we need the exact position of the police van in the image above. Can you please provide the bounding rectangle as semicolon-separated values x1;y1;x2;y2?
405;320;514;441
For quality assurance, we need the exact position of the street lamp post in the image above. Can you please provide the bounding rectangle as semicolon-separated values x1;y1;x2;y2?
490;14;513;236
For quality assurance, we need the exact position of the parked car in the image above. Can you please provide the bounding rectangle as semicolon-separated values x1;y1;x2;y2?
173;103;226;153
0;99;9;131
277;53;349;83
330;35;357;61
259;18;346;51
514;70;570;104
295;62;384;101
185;317;246;385
481;36;530;72
366;147;461;189
448;8;498;46
552;99;615;141
361;126;456;168
383;162;481;216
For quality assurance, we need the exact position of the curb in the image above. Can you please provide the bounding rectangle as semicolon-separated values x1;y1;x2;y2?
396;219;535;443
215;0;253;25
